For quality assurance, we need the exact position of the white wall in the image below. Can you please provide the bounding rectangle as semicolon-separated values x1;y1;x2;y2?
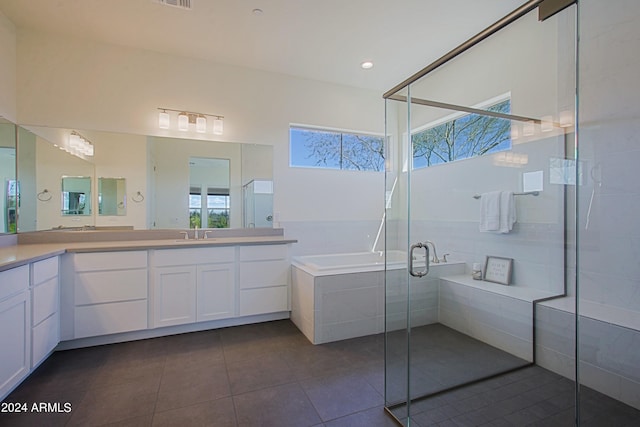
0;10;16;122
13;29;384;255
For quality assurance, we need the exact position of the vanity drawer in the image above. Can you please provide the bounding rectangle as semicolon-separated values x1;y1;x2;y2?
154;247;235;266
73;251;147;272
32;277;58;325
239;286;288;316
32;312;59;368
0;265;29;301
239;260;290;289
75;269;147;305
239;245;288;261
75;300;148;338
32;257;59;285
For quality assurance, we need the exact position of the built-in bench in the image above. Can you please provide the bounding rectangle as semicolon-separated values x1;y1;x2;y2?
441;275;640;411
536;298;640;410
438;274;558;362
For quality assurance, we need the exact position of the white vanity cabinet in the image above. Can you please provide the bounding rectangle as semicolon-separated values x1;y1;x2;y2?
31;257;60;368
152;247;236;328
72;251;148;339
0;265;31;400
239;245;290;316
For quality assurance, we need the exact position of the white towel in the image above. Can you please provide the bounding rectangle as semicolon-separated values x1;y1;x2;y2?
479;191;501;232
499;191;516;233
479;191;517;233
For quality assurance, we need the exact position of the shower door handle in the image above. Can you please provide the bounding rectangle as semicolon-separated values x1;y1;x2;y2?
409;242;430;277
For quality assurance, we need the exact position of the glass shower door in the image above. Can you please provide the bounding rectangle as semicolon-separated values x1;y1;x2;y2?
384;5;577;425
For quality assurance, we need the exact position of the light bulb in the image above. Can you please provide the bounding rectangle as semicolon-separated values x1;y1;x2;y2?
196;115;207;133
213;117;223;135
178;112;189;131
159;110;170;129
69;133;81;148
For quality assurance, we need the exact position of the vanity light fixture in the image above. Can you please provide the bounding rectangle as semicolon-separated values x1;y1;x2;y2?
157;108;224;135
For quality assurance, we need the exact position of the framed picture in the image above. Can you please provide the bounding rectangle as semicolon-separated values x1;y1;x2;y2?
483;256;513;285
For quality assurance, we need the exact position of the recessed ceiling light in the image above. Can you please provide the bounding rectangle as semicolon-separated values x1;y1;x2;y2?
361;61;374;70
252;8;264;16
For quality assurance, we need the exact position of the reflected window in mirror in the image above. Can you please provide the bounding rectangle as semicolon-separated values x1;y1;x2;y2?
189;157;230;229
4;179;18;233
189;186;230;229
61;176;92;216
98;177;126;216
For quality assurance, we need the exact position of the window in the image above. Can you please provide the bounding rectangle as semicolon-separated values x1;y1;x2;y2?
290;126;384;171
189;186;230;228
412;99;511;169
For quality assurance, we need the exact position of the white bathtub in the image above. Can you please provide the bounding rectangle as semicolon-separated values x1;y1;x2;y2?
291;250;410;276
291;250;464;344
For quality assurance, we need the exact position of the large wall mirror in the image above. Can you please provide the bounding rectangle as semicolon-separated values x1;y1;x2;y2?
0;118;17;234
16;126;273;232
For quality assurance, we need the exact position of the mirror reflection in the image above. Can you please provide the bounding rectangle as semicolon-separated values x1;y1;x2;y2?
189;157;230;228
16;126;273;231
61;176;92;216
98;178;126;216
243;180;273;228
0;119;17;234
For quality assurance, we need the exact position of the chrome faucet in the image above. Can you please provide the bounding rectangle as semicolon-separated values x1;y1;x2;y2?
425;240;439;264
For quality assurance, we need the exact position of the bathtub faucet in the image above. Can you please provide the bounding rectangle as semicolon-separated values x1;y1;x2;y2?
425;240;439;264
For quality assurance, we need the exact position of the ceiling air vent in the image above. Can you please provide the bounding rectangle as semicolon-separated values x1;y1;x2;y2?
154;0;192;10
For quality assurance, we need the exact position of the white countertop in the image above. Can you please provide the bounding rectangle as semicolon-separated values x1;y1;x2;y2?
0;236;297;272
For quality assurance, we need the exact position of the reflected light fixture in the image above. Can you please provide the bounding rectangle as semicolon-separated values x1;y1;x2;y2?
67;131;94;158
559;110;573;128
523;121;535;137
157;108;224;135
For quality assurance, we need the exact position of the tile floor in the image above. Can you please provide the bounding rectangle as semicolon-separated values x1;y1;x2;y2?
1;320;638;426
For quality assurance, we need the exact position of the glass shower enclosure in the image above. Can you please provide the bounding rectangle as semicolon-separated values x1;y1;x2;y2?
383;2;578;424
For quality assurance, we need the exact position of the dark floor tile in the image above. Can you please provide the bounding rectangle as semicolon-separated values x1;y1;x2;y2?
103;414;154;426
282;344;355;381
529;407;576;426
66;379;159;426
156;362;231;411
324;406;398;427
301;372;383;421
0;406;74;427
152;397;237;427
226;351;295;395
90;359;165;390
233;382;322;427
